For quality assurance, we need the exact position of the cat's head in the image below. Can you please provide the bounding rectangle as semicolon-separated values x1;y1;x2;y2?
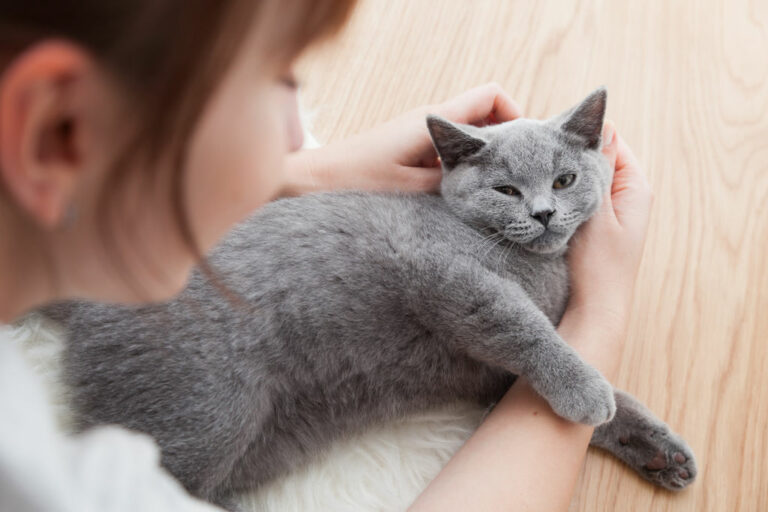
427;88;611;255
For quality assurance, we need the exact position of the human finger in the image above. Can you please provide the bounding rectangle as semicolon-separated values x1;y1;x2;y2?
435;83;522;125
600;120;618;214
611;133;653;232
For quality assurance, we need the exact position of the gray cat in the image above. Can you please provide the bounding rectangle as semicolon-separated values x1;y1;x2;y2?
45;89;696;510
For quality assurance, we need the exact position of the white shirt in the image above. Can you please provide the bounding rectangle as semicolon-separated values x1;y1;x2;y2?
0;322;223;512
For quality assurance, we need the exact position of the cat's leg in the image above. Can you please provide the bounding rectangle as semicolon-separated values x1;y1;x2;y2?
591;389;697;490
406;253;615;426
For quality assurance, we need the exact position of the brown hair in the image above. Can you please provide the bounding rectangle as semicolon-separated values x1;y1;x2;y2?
0;0;355;297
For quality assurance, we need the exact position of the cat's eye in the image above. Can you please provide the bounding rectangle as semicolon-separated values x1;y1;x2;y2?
553;173;576;189
494;186;520;196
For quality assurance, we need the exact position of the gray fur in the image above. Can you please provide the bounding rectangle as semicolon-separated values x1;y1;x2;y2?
43;89;695;508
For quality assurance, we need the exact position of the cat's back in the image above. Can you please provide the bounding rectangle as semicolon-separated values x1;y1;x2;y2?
211;192;479;289
223;192;468;255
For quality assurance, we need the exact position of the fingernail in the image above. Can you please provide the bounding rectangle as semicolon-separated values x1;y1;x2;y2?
603;120;616;146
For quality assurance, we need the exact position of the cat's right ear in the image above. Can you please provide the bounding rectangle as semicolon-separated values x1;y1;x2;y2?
426;115;486;170
554;88;607;150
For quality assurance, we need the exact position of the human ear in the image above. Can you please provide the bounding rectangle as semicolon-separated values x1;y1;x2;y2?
0;41;91;228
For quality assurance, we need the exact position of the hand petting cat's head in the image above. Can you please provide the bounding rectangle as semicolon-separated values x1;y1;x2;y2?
427;88;611;255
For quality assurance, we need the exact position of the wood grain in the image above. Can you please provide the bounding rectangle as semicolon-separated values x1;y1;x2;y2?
296;1;768;510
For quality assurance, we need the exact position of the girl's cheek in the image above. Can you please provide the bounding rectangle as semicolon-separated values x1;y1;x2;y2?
183;88;286;255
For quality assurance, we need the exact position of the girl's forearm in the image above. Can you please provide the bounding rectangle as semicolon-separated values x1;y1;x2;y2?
409;312;623;512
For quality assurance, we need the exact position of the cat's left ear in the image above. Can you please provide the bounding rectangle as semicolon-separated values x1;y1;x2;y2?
556;87;607;150
426;115;487;170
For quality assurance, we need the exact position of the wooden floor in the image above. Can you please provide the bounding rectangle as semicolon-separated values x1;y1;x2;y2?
297;1;768;510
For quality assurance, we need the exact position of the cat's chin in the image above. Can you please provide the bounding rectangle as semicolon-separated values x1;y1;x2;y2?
522;232;569;255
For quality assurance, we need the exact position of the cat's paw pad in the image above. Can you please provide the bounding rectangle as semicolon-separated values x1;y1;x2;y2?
622;429;697;491
545;366;616;426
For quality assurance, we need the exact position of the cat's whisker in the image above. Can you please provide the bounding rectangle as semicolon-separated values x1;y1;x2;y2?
472;230;501;252
496;240;513;270
478;234;507;261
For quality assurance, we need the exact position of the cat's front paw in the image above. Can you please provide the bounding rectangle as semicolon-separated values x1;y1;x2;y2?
539;364;616;426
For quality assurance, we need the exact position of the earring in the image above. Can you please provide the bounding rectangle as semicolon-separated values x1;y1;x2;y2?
62;204;78;228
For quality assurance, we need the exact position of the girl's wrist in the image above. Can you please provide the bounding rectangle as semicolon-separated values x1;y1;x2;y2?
566;294;630;332
281;147;330;197
557;302;628;380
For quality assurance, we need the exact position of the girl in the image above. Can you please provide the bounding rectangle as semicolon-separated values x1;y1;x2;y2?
0;1;651;510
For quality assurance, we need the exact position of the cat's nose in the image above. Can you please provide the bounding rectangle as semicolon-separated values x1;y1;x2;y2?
531;209;555;228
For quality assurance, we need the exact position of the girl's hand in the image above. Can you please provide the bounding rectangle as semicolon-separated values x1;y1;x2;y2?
282;83;521;196
562;123;653;369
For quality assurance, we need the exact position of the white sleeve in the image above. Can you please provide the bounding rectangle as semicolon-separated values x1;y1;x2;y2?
0;335;223;512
